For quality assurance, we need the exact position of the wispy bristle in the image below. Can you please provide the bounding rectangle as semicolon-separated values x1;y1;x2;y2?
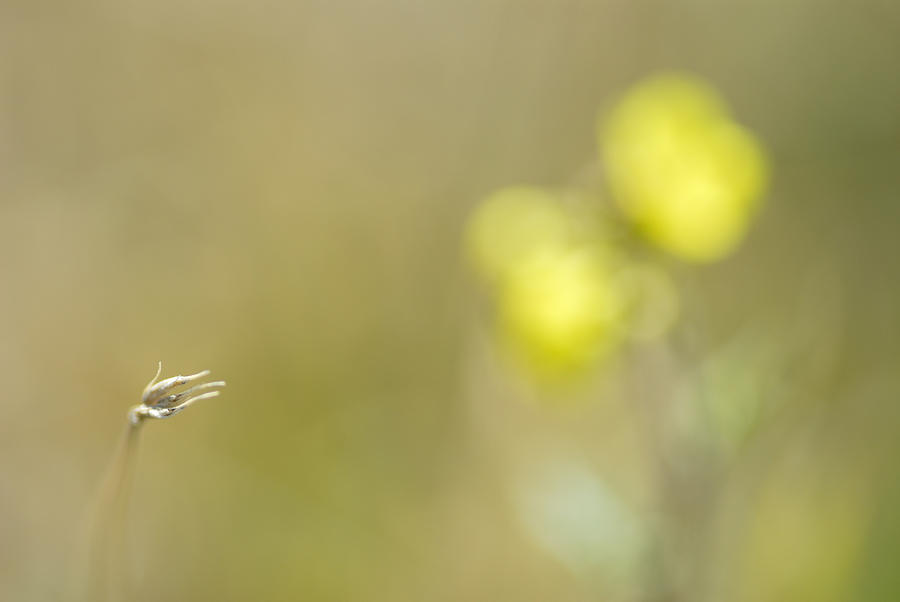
142;369;212;404
130;364;225;424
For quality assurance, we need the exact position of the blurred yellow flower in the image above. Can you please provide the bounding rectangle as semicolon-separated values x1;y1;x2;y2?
600;73;769;262
464;186;572;281
497;244;626;379
465;186;633;379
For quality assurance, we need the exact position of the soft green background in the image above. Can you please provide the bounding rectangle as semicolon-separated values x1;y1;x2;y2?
1;1;899;600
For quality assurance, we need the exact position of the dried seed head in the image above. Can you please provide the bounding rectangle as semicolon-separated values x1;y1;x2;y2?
129;362;225;425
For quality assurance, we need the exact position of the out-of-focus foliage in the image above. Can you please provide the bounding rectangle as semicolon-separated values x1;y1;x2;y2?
513;459;648;595
601;73;769;262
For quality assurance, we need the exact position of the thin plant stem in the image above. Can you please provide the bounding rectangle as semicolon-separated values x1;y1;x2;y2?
84;421;143;602
75;364;224;601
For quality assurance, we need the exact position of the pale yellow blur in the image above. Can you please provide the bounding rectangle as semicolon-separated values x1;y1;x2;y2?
464;186;572;282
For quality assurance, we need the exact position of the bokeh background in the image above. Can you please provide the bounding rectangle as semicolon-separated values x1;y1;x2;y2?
2;1;900;600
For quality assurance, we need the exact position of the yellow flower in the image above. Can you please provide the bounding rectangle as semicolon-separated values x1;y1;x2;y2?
464;186;572;282
465;187;632;379
601;73;769;262
496;244;626;379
